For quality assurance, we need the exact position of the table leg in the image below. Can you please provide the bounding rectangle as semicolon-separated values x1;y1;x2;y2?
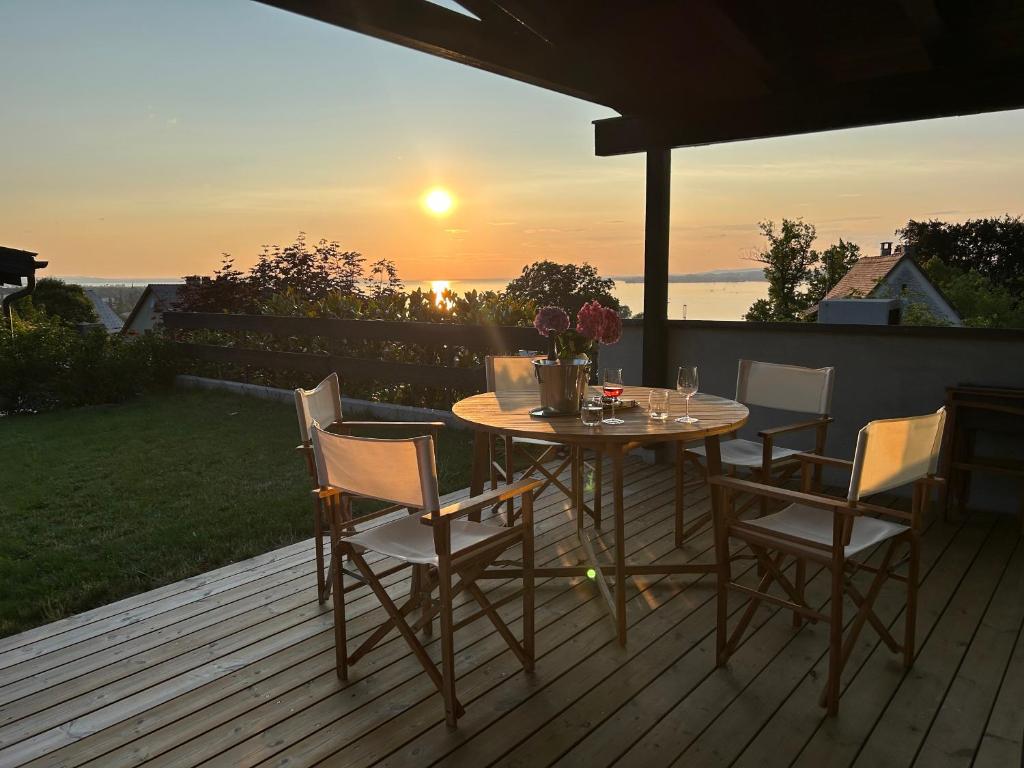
612;443;627;646
469;429;489;522
704;432;729;663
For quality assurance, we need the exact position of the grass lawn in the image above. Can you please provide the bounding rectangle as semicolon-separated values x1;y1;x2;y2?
0;390;474;638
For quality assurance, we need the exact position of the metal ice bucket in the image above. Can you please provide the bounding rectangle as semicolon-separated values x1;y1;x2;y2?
532;358;590;416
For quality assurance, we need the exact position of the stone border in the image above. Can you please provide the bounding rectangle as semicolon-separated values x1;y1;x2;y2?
174;375;464;429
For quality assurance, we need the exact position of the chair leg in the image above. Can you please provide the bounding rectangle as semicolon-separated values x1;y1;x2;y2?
593;448;603;529
826;556;844;716
522;493;535;670
905;533;920;668
314;497;327;604
349;550;461;717
793;558;806;628
675;442;685;548
714;485;731;667
504;435;515;525
329;521;348;682
437;557;461;728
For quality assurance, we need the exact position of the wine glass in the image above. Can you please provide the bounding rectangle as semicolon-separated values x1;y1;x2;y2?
602;368;625;425
675;366;699;424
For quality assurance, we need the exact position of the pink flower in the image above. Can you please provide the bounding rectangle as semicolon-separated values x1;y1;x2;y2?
534;306;570;337
575;300;604;341
599;306;622;344
576;301;622;344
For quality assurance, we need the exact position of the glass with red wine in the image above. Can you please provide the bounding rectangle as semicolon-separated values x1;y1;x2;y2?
602;367;625;425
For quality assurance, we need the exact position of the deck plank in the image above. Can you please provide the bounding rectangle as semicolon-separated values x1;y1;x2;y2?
0;460;1019;768
913;539;1024;767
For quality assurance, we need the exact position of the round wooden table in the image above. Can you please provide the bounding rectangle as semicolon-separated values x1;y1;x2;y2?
453;386;749;644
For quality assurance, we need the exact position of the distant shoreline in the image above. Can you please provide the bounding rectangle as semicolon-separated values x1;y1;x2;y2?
51;269;768;287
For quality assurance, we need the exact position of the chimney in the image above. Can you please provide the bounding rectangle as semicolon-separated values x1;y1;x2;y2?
879;241;893;257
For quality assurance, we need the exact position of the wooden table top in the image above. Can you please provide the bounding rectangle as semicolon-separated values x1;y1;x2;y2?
452;386;748;446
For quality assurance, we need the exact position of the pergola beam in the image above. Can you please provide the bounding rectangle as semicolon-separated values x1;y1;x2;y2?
257;0;614;107
594;61;1024;155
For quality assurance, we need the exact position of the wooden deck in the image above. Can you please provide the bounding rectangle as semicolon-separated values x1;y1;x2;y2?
1;458;1021;768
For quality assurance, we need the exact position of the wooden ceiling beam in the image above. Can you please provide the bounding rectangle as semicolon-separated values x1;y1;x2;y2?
257;0;617;106
594;60;1024;155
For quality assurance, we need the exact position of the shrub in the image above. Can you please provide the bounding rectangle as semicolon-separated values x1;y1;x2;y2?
0;320;177;414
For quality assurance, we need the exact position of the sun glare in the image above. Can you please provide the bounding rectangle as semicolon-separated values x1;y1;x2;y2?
422;187;454;216
430;280;453;309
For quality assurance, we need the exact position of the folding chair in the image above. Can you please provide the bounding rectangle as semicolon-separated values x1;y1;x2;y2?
485;355;602;526
311;425;538;728
679;360;835;544
295;372;444;603
711;408;946;715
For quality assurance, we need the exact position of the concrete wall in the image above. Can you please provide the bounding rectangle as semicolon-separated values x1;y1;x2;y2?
629;320;1024;510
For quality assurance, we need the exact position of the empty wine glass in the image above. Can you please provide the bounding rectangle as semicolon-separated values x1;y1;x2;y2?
675;366;699;424
602;368;625;425
648;389;669;420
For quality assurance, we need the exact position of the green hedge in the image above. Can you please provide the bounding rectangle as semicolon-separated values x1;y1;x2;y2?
0;321;177;414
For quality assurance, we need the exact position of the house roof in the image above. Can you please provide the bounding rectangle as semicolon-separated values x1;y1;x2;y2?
822;254;904;302
260;1;1024;156
84;290;124;333
122;283;182;333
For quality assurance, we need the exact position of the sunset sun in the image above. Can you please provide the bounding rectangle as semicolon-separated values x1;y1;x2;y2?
422;187;454;216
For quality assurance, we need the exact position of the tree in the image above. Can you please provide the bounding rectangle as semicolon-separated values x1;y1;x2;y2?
898;215;1024;294
806;239;860;306
918;256;1024;328
744;219;817;321
503;261;630;317
249;233;365;301
896;216;1024;328
24;278;98;325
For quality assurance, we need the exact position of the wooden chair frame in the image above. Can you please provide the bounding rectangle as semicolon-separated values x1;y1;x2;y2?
711;452;945;715
679;359;835;546
297;418;444;604
322;478;539;728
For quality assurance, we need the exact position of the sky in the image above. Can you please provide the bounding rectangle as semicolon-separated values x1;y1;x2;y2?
2;0;1023;282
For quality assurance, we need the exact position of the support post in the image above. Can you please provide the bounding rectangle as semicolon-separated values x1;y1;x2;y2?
642;148;671;387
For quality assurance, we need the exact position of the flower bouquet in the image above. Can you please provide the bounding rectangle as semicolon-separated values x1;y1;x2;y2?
529;301;622;416
534;300;622;361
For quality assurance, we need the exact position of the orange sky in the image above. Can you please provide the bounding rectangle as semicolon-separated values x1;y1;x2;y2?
2;1;1023;282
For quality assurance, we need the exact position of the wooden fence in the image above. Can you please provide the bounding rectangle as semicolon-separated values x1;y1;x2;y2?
163;311;542;390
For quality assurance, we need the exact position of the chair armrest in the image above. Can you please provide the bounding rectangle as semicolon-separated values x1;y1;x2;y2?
708;474;853;514
421;478;542;524
335;420;446;431
758;416;832;439
313;487;339;499
794;452;853;469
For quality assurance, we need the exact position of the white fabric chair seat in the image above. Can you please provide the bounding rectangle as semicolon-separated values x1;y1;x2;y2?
345;513;508;565
687;438;801;468
743;503;909;557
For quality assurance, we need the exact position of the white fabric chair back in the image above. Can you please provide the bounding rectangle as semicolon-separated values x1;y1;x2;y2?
735;360;835;415
848;408;946;500
295;373;343;443
311;426;441;511
486;355;538;394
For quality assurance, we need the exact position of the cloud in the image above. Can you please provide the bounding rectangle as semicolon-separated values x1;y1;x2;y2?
444;228;468;234
488;221;517;226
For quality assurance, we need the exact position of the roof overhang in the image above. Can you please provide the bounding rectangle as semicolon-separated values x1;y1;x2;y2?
257;0;1024;155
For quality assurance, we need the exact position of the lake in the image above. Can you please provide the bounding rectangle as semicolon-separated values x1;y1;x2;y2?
411;279;768;321
58;275;769;321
